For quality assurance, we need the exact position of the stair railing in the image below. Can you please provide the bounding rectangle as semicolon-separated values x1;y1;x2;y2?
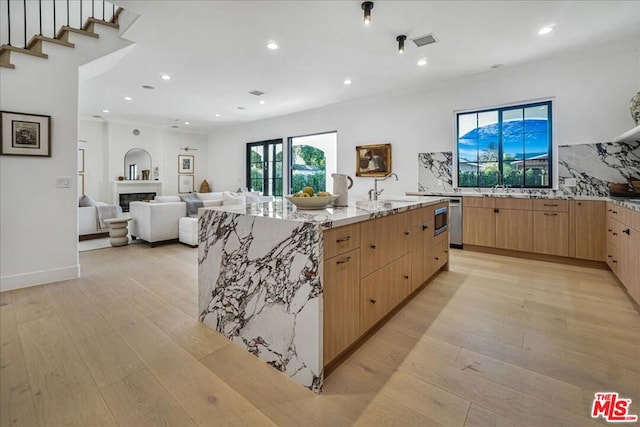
1;0;119;49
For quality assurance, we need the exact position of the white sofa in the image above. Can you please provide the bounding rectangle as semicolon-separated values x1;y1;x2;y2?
79;202;123;239
129;191;274;247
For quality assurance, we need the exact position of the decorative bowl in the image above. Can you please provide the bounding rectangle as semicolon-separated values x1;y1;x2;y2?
284;195;339;209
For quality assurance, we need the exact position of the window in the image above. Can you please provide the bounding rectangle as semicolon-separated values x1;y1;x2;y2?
246;139;283;196
457;101;552;188
288;131;337;194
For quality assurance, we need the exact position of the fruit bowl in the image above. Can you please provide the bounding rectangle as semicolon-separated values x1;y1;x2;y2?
284;194;339;209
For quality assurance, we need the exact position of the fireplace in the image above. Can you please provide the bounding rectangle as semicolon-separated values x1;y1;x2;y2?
119;192;156;212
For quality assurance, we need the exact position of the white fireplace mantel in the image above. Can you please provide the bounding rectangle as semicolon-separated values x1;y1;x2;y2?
112;180;164;204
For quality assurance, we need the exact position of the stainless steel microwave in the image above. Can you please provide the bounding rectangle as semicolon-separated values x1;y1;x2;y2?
434;206;448;236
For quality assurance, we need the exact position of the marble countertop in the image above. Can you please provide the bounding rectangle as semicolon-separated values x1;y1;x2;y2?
406;191;640;212
204;196;448;229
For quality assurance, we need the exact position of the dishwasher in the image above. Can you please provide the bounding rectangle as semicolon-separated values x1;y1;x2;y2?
448;197;463;248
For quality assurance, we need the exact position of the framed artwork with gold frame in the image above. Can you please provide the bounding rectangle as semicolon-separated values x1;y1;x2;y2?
356;143;391;177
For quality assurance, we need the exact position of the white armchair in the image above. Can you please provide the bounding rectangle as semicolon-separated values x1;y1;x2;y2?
129;201;186;247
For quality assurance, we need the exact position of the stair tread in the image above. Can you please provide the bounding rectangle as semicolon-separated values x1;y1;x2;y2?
56;26;99;39
27;35;75;50
0;45;48;59
83;17;120;30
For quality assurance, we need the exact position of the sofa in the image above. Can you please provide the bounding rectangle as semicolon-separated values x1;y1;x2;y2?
79;202;123;240
129;191;273;247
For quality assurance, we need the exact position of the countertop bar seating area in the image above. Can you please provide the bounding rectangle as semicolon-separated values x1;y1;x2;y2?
198;196;449;391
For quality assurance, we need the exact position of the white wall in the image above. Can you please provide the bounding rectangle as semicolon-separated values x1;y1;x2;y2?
0;26;131;291
207;43;639;198
78;119;210;201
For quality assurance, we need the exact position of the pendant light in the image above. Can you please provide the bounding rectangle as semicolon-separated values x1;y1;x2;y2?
396;35;406;54
361;1;374;25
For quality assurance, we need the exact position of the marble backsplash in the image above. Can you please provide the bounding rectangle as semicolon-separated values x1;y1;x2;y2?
418;142;640;197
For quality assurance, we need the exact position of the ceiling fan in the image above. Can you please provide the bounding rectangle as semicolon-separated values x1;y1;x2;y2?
180;146;198;152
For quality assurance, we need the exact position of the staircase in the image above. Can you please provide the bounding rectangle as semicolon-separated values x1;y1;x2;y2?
0;0;123;69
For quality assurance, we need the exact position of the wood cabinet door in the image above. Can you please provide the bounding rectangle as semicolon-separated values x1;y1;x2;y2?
430;240;449;273
495;208;533;252
573;201;606;261
360;254;412;333
463;207;496;247
533;211;568;256
323;248;361;364
360;212;409;277
415;220;435;290
623;226;640;305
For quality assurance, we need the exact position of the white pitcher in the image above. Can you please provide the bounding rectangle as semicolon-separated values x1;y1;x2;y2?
332;173;353;207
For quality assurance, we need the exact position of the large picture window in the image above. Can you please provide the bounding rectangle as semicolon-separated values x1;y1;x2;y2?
457;101;552;188
288;131;337;194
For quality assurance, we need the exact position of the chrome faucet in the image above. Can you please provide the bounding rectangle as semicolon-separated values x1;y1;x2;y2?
494;170;506;189
369;173;399;200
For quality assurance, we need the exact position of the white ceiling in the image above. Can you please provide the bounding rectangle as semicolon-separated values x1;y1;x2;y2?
78;0;640;133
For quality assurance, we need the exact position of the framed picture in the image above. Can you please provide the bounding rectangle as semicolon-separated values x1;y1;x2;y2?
78;148;85;173
178;154;194;174
1;111;51;157
178;174;194;193
356;143;392;177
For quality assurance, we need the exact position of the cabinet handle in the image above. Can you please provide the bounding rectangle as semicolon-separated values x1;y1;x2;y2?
613;260;617;264
403;275;409;279
404;231;410;236
444;250;449;253
613;233;617;236
369;299;376;304
435;256;440;260
613;211;618;214
336;256;351;265
608;229;612;232
577;202;582;206
607;255;612;258
494;208;499;213
422;224;429;230
543;203;558;207
623;228;630;235
336;236;351;243
370;244;377;249
544;213;558;216
608;209;612;212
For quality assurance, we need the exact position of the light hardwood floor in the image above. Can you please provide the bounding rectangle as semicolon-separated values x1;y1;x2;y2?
1;244;639;426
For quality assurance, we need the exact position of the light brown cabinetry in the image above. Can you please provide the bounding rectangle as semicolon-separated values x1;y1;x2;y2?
360;254;412;333
360;213;409;277
463;201;496;247
323;248;360;364
606;202;640;305
571;200;605;261
495;199;533;252
532;199;568;256
323;223;361;259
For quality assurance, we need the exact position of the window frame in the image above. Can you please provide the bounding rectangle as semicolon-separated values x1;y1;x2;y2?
245;139;283;196
287;130;337;194
456;100;553;189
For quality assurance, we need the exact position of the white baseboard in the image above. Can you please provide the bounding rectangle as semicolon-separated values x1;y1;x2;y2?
0;265;80;292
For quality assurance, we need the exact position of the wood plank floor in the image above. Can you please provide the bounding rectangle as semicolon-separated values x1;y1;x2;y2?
1;244;639;426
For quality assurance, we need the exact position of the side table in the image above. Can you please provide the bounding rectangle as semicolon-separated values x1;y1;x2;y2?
103;218;133;247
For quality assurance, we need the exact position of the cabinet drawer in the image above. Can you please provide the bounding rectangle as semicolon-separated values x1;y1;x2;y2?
431;240;449;272
495;198;533;210
533;211;568;256
360;212;410;277
463;197;495;208
323;223;361;259
532;199;568;212
360;253;412;333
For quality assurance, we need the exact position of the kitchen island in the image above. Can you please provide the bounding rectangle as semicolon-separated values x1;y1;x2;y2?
198;196;448;392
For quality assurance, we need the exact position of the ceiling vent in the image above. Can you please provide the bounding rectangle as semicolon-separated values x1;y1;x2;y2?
248;90;265;96
412;33;437;47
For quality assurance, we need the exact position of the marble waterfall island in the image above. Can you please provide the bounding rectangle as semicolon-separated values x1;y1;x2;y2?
198;197;447;392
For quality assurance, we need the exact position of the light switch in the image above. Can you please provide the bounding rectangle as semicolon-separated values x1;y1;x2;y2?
56;176;71;188
564;178;577;187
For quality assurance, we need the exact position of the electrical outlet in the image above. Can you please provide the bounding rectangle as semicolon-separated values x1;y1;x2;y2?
56;176;71;188
564;178;577;187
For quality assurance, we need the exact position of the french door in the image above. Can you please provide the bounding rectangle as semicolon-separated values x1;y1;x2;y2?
246;139;283;196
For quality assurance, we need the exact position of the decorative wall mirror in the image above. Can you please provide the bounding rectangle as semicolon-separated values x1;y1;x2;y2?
124;148;152;180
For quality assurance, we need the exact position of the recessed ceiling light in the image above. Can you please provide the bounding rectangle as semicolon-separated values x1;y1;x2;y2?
184;121;190;125
161;74;171;80
259;100;266;105
417;58;427;66
267;41;278;50
124;96;132;101
215;113;221;117
142;85;155;90
102;109;109;113
538;25;555;35
344;79;352;85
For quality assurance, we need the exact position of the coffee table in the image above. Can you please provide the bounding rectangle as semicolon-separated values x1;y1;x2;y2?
103;218;133;247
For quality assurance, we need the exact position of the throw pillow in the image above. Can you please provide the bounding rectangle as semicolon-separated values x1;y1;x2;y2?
180;193;204;216
154;195;182;203
78;195;95;207
223;191;245;206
